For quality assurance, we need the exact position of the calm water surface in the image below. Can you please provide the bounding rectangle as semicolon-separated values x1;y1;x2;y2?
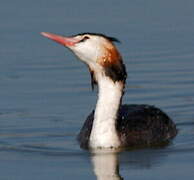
0;0;194;179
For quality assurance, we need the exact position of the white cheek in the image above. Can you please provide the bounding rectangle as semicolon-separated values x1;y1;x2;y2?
72;41;103;63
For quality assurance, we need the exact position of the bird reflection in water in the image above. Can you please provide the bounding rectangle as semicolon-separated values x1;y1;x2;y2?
91;144;169;180
91;149;123;180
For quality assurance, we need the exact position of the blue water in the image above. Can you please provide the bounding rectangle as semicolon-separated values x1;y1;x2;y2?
0;0;194;179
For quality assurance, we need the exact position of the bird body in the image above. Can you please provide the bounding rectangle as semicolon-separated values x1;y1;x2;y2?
78;104;177;149
41;32;177;150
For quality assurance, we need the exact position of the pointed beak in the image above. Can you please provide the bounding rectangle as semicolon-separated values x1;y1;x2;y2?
41;32;79;47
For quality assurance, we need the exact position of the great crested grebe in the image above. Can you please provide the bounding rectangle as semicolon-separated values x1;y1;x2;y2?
41;32;177;149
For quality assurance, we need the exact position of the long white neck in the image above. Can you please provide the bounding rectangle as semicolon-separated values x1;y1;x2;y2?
89;74;124;149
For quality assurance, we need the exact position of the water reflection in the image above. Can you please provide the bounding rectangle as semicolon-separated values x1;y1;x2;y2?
91;147;169;180
91;150;123;180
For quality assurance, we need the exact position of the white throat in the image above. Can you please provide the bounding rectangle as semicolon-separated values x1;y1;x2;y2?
89;74;124;149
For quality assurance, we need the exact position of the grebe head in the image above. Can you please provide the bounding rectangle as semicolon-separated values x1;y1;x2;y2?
41;32;119;62
41;32;127;85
